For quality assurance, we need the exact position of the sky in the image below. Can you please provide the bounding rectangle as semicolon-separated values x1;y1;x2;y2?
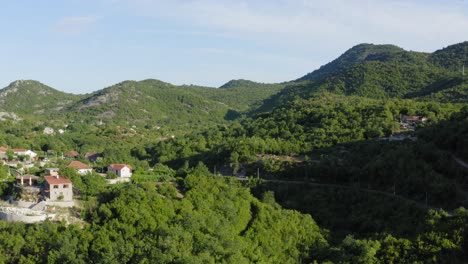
1;0;467;94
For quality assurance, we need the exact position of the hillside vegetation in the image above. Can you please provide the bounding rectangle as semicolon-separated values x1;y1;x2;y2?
0;41;467;263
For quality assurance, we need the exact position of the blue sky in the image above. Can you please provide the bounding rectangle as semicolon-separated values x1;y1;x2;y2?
1;0;467;94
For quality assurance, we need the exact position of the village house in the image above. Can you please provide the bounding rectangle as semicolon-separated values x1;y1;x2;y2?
43;127;55;135
66;160;93;175
85;152;102;162
64;150;79;159
0;146;8;160
108;164;132;178
45;168;60;177
400;115;427;130
401;115;427;125
16;174;40;187
12;149;38;161
42;175;73;201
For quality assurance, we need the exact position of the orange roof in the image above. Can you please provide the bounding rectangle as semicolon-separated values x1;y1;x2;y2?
12;148;27;152
44;176;72;185
16;174;39;180
109;164;132;170
0;146;8;152
65;150;79;157
67;160;91;170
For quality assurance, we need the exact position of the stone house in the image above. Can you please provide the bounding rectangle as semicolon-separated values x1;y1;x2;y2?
42;176;73;201
108;164;132;178
66;160;93;175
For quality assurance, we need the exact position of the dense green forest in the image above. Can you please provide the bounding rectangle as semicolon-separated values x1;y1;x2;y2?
0;41;467;263
1;174;468;263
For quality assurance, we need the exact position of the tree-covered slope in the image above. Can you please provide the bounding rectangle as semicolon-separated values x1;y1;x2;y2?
187;79;286;113
429;41;468;71
0;78;287;128
66;79;233;128
284;42;468;105
297;43;405;81
0;80;81;116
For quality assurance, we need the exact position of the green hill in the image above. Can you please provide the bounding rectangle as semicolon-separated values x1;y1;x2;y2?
255;42;467;112
66;79;233;128
297;43;405;81
188;80;286;112
0;80;81;116
429;41;468;70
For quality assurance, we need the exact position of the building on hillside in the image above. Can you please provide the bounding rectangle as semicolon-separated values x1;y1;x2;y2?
16;174;39;187
12;149;38;161
45;168;60;177
64;150;79;159
108;164;132;178
43;127;55;135
400;115;427;130
401;115;427;125
42;176;73;201
66;160;93;175
0;146;8;160
85;152;102;162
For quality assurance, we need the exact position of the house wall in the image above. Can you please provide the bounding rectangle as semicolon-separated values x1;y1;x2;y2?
118;167;132;177
108;166;132;178
45;169;59;176
78;169;93;175
46;183;73;201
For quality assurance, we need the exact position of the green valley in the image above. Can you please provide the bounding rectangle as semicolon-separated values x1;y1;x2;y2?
0;41;467;263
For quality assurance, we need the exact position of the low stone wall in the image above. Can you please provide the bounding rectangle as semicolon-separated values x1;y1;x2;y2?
45;201;75;208
0;207;52;223
11;200;36;208
107;178;131;184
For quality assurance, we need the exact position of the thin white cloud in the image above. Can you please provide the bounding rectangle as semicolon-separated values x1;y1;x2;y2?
120;0;468;51
55;16;98;35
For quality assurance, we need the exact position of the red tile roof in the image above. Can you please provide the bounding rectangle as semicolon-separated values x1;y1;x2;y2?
67;160;91;170
12;148;27;152
0;146;8;152
65;150;79;157
44;176;72;185
109;164;132;170
15;174;39;180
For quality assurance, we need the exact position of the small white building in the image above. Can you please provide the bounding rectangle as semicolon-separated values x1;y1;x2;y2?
66;161;93;175
108;164;132;178
43;127;55;135
12;149;37;160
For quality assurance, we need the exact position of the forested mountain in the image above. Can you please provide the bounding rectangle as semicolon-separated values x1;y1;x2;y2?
0;78;286;129
1;42;466;125
297;43;406;81
0;80;81;116
189;80;286;112
66;79;231;128
286;42;468;105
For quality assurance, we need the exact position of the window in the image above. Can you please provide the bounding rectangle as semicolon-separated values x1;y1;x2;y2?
53;185;59;189
63;184;69;188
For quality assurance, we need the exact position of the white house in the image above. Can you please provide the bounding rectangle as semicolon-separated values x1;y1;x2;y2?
66;161;93;175
108;164;132;178
43;127;55;135
12;149;37;160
